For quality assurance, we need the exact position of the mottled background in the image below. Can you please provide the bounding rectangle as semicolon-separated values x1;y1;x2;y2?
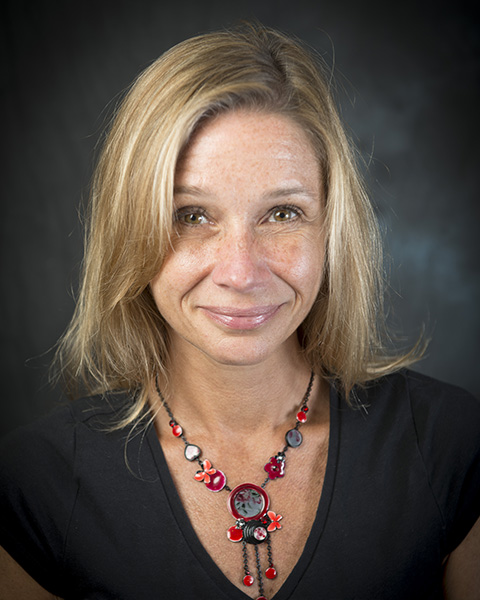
1;0;479;436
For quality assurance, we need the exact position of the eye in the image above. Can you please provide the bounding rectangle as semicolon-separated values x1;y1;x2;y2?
268;206;300;223
182;212;207;225
175;208;209;226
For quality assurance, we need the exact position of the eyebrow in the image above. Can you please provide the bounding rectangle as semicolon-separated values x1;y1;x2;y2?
261;186;316;200
173;185;206;196
173;185;317;200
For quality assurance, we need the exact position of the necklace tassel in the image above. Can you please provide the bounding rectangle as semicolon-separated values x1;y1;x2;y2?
265;537;277;579
242;540;255;587
254;544;266;599
240;538;275;599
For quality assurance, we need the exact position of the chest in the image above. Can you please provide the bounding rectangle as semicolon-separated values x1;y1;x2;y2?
161;432;329;599
63;397;451;599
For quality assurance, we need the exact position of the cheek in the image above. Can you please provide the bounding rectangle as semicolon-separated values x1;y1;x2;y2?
265;233;325;290
149;239;219;322
151;241;211;295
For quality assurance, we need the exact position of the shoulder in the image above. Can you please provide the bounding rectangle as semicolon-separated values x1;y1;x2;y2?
359;369;480;472
0;392;136;592
402;368;478;406
361;369;480;553
0;393;132;472
402;370;480;445
0;392;137;521
360;368;480;423
0;403;76;489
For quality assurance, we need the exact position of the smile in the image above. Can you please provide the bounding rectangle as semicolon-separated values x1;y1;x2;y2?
199;305;282;330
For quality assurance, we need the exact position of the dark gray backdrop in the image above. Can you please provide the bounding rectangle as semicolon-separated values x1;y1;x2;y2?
2;0;479;436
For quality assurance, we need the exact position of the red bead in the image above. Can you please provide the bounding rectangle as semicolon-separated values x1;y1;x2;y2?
265;566;277;579
227;525;244;542
302;406;309;412
296;411;307;423
243;574;254;586
257;597;268;600
172;424;183;437
169;420;175;427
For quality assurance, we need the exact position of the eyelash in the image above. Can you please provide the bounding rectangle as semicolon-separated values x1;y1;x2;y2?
173;204;302;226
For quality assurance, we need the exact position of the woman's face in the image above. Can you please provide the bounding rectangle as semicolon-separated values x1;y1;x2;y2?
150;110;325;367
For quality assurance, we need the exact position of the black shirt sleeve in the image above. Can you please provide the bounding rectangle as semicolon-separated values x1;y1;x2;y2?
0;405;79;595
406;370;480;554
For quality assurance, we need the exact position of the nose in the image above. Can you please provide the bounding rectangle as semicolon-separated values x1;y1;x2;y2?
211;228;271;291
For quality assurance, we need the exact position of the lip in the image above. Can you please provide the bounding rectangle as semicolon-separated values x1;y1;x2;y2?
199;305;282;330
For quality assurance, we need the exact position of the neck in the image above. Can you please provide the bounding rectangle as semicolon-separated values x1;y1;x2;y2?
152;337;321;439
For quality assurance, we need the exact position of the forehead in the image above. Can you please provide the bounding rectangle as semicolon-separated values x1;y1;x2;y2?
175;110;321;192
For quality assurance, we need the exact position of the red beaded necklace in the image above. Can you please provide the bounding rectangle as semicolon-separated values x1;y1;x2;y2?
155;372;314;600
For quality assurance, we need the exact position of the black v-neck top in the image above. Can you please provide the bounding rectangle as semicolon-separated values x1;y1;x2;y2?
1;370;479;599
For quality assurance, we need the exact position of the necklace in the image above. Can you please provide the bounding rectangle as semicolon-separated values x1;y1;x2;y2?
155;372;314;600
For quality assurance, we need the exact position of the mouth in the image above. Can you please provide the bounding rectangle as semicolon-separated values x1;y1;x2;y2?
199;305;282;330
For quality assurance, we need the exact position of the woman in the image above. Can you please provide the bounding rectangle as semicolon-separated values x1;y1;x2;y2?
1;24;479;600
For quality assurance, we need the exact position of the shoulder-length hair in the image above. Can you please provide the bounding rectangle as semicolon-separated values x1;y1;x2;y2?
53;23;420;426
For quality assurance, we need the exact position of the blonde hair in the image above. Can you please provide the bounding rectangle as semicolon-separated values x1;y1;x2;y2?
54;23;421;424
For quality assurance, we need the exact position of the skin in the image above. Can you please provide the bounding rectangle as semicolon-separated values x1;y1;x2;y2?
1;110;478;597
150;110;326;372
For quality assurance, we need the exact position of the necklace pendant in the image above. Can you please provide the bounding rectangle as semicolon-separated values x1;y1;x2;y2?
264;453;285;479
205;469;226;492
194;459;227;492
226;484;282;543
184;444;201;461
227;483;269;522
285;428;303;448
243;520;269;544
227;524;244;542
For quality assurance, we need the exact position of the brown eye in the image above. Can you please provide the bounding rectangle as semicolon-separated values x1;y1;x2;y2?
177;211;208;225
269;207;298;222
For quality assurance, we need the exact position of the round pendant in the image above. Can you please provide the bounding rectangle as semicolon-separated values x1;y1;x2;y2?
265;566;277;579
227;483;269;521
227;525;244;542
296;411;307;424
205;469;226;492
172;424;183;437
243;520;269;545
285;428;303;448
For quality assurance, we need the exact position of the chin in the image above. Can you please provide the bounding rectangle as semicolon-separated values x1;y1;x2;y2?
199;334;296;368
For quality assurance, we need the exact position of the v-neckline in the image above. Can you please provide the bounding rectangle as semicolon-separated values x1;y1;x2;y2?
146;384;340;600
